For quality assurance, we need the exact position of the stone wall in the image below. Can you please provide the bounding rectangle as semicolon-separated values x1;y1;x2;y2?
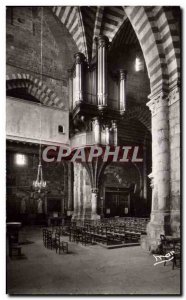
6;149;70;224
108;45;150;108
100;162;151;217
6;97;69;145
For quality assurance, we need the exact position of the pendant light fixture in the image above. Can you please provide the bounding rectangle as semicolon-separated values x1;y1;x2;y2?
33;7;46;193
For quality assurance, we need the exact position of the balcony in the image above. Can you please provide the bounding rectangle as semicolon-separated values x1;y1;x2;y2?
70;132;107;149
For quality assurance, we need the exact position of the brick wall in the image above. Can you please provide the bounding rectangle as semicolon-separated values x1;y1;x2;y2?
6;7;78;110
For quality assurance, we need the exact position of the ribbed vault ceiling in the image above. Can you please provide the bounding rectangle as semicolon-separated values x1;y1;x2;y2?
52;6;138;62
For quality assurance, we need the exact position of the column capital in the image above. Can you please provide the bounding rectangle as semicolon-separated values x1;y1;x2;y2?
146;92;168;116
97;35;109;48
74;52;85;64
148;172;154;189
119;69;127;81
91;188;98;194
92;117;100;126
111;120;117;128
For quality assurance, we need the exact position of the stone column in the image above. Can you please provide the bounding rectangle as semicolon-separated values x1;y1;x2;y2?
97;35;109;110
68;69;73;110
91;188;100;220
72;162;78;220
79;167;84;219
105;125;110;145
74;52;85;104
168;86;180;236
112;120;118;146
146;93;171;251
67;162;73;214
119;69;127;115
143;143;147;201
93;118;101;144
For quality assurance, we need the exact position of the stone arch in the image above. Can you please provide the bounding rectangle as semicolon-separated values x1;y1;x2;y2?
6;73;64;108
123;6;180;97
124;106;151;131
52;6;88;59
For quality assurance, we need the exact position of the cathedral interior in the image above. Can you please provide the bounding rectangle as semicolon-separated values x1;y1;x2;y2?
6;6;181;295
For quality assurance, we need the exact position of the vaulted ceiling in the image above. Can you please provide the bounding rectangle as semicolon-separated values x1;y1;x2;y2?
52;6;138;62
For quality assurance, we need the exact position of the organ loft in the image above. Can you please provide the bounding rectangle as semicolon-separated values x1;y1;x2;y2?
69;36;145;222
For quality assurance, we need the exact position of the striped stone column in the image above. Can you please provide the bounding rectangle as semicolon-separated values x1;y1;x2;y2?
146;93;171;250
74;52;85;104
97;35;109;110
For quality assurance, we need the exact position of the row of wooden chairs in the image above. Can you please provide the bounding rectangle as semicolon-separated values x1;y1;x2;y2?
81;218;149;235
43;228;68;254
69;225;141;246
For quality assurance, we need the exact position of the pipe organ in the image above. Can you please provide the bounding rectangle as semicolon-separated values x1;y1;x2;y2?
69;35;126;114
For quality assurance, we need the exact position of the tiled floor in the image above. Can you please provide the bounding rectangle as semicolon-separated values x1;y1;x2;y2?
7;227;181;295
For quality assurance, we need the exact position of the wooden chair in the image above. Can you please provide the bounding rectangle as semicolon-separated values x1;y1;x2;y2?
172;241;181;270
42;228;48;247
46;230;55;250
55;232;68;254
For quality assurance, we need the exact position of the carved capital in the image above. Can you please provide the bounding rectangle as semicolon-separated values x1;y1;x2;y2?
74;52;85;65
97;35;109;48
91;188;98;194
111;120;117;129
146;93;168;116
92;117;100;127
148;172;154;189
119;69;127;81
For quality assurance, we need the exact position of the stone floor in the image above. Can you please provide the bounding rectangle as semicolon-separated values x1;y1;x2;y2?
7;227;181;295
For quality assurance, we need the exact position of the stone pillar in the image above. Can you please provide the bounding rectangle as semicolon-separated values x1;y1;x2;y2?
97;35;109;110
168;86;180;236
93;118;101;144
146;93;171;251
91;189;100;220
143;143;147;201
67;162;73;214
105;125;110;145
68;69;73;110
119;69;127;115
72;162;78;220
112;120;118;146
74;52;85;104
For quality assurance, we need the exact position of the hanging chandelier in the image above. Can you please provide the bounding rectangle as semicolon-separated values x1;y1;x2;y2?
33;163;46;191
33;145;46;192
33;7;46;192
